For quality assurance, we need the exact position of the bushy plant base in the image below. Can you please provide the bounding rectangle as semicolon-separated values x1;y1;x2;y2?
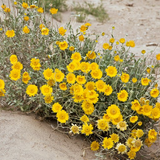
0;1;160;160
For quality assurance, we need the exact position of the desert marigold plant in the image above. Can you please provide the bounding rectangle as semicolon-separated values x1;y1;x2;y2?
1;1;160;160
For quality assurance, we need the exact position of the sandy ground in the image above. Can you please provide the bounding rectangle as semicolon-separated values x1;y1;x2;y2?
0;0;160;160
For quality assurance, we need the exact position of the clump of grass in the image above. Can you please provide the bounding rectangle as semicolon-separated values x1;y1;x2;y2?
72;1;109;23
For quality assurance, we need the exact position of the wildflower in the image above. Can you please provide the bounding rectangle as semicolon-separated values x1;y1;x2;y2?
132;77;137;83
80;115;89;123
52;103;62;113
105;66;117;77
129;40;135;47
127;150;136;159
23;26;30;34
110;133;119;143
12;61;23;70
117;90;128;102
59;83;67;91
24;16;29;21
142;105;152;116
107;104;121;119
137;121;142;126
80;25;87;32
71;52;82;61
66;73;76;84
119;38;125;44
141;50;146;54
67;61;78;72
58;27;67;36
44;94;54;104
22;72;31;84
85;23;91;26
50;8;58;14
112;114;123;125
121;72;130;83
156;53;160;60
101;32;105;36
141;77;150;86
30;5;36;9
116;143;127;154
90;141;100;151
103;43;109;49
54;69;64;82
151;107;160;119
86;90;99;104
26;84;38;97
22;2;28;9
80;62;90;73
4;8;10;13
114;55;120;61
147;68;151;73
10;55;18;64
79;35;84;41
82;101;95;115
96;80;106;92
150;88;159;98
136;129;144;138
126;137;134;147
131;100;141;111
109;38;115;43
40;85;53;96
103;113;111;122
76;75;86;84
85;81;95;90
56;110;69;123
86;51;96;59
130;116;138;123
104;85;113;96
102;137;113;149
1;4;6;9
0;79;5;89
10;69;21;81
59;41;68;50
0;89;5;97
43;68;53;80
30;58;41;71
41;27;49;35
70;124;81;134
6;30;15;38
97;119;110;131
90;62;99;71
91;69;103;79
81;123;93;136
69;46;75;51
39;24;45;30
117;121;128;131
37;7;43;13
72;84;83;95
109;46;112;50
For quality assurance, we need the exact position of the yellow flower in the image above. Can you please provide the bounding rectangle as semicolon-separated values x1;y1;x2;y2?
141;50;146;54
43;68;53;80
97;119;110;131
24;16;29;21
70;124;81;134
81;123;93;136
107;104;121;119
23;26;30;34
102;137;113;149
85;22;91;26
101;32;105;36
67;61;78;72
86;90;99;104
39;24;45;30
148;129;157;139
30;5;36;9
50;8;58;14
146;68;151;73
96;80;106;93
44;94;54;104
79;35;84;41
12;61;23;70
105;66;117;77
58;27;67;36
22;2;28;9
137;121;142;126
131;100;141;111
80;62;90;73
116;41;119;45
59;83;67;91
4;8;11;12
10;55;18;64
127;150;136;160
10;69;21;81
86;51;96;59
54;69;65;82
129;40;135;47
103;113;111;122
1;4;6;9
119;38;125;44
108;46;112;50
156;53;160;60
56;110;69;123
132;77;137;83
116;143;127;154
76;75;86;84
0;88;5;97
117;90;128;102
72;84;83;95
104;84;113;96
40;85;53;96
141;77;150;86
90;62;99;71
85;81;95;91
151;107;160;119
112;114;123;125
130;116;138;123
136;129;144;138
6;30;15;38
41;27;49;35
59;41;68;50
110;133;119;143
103;43;109;50
80;25;87;32
0;79;5;89
22;72;31;84
71;52;82;61
117;121;128;131
73;94;83;103
150;88;159;98
30;58;41;71
126;137;134;147
121;72;130;83
69;46;75;51
80;114;89;123
142;105;152;116
109;38;115;43
26;84;38;97
52;102;62;113
126;41;130;47
90;141;100;151
114;55;120;61
37;7;43;13
66;73;76;84
91;69;103;79
81;101;94;115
